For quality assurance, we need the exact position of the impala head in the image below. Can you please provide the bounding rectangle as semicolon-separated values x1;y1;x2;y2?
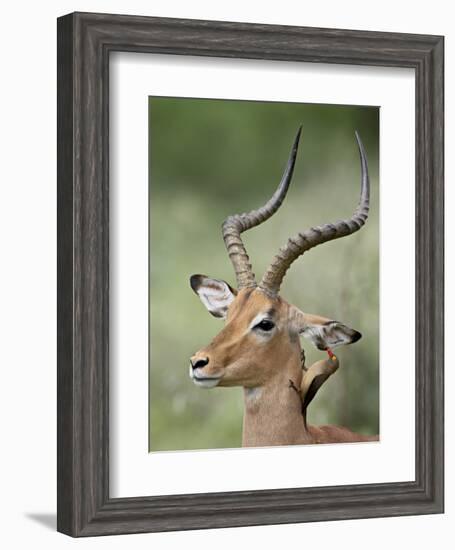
189;127;369;390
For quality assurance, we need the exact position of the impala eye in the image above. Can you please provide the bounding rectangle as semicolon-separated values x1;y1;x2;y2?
254;319;275;332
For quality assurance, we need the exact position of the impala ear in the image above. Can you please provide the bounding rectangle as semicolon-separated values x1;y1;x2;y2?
190;274;237;319
292;309;362;350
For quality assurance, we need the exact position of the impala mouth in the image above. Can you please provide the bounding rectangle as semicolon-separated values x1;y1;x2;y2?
189;365;221;388
192;374;222;388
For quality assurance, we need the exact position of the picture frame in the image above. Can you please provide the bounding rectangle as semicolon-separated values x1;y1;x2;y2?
57;11;444;536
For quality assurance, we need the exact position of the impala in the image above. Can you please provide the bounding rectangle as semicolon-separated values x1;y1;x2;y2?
189;127;378;446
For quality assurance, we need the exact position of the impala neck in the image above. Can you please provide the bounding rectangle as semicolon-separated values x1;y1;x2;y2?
242;352;313;446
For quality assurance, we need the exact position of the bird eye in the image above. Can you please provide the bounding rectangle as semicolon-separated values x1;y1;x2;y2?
254;319;275;331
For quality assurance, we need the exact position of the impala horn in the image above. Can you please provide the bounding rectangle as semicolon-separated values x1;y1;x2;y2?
222;127;302;289
259;131;370;296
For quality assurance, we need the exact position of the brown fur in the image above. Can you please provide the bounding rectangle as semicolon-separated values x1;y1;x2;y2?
191;287;378;447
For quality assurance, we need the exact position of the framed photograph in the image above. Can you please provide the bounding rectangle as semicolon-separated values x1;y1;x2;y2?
57;12;444;536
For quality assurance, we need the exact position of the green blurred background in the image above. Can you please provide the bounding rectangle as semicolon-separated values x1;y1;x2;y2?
148;97;379;452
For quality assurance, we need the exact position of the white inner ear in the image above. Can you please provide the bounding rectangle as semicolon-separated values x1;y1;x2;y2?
292;308;359;350
301;322;354;350
195;278;235;319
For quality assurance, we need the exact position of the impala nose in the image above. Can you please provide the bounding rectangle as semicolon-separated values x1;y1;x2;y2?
190;356;209;370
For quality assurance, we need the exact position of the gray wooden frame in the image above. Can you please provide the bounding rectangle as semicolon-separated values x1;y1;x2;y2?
57;11;444;537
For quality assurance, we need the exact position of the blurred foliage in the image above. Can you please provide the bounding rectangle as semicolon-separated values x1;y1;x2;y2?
149;97;379;452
